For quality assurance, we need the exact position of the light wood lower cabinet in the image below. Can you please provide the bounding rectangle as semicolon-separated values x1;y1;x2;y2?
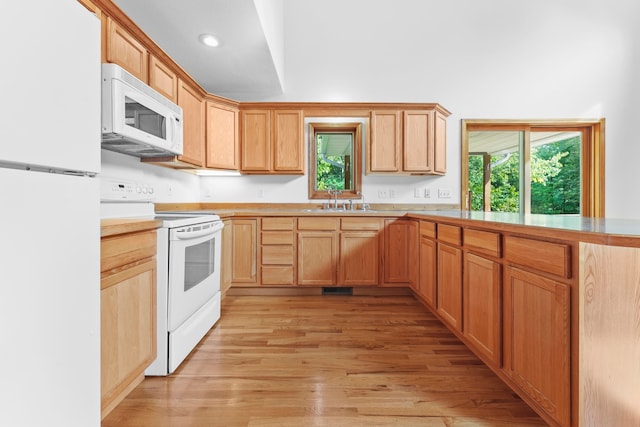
261;217;296;285
339;218;382;286
100;229;157;419
436;242;462;331
298;231;338;286
463;252;502;368
418;221;437;308
503;266;571;427
221;219;233;296
383;218;418;287
231;219;259;286
297;217;339;285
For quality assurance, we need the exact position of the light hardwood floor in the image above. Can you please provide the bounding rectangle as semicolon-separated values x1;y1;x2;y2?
102;295;547;427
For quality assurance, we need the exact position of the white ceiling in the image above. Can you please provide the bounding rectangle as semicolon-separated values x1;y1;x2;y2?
113;0;283;100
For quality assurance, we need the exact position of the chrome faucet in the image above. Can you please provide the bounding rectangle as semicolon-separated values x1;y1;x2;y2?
327;188;342;209
357;191;370;211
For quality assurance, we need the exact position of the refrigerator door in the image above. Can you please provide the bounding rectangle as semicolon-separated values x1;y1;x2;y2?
0;0;100;174
0;168;100;427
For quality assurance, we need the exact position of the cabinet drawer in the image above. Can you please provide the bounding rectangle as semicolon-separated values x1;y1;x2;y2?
262;217;295;230
261;266;294;285
504;236;571;278
101;231;156;273
298;217;339;231
464;228;501;257
341;217;382;230
420;221;437;239
438;224;461;246
262;231;294;245
262;245;294;264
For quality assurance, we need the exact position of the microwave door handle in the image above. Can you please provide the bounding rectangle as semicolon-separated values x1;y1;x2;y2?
166;114;174;142
171;114;180;146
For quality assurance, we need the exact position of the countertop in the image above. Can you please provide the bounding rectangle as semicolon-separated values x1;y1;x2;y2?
100;217;162;238
163;205;640;247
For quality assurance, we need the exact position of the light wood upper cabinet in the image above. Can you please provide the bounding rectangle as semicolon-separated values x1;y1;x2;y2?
241;109;304;174
369;111;401;172
206;101;239;170
149;55;178;103
369;108;447;175
433;110;447;174
177;79;205;167
273;110;304;172
105;17;148;82
241;110;271;172
403;110;434;172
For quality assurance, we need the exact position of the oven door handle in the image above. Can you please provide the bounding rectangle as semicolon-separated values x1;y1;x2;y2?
174;227;218;240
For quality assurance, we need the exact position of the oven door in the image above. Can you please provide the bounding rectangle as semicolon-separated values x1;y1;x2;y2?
167;221;222;332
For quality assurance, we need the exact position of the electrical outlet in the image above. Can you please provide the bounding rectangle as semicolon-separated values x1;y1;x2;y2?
414;188;421;198
424;188;431;198
438;188;452;198
389;189;396;198
378;189;388;198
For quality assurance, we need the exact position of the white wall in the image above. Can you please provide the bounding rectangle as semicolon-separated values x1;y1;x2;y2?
101;150;200;202
245;0;636;218
110;0;640;217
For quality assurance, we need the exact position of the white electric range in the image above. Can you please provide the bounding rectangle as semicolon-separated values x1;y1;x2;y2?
101;177;224;375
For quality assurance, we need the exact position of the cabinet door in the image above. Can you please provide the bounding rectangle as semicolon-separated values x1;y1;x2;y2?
231;219;258;285
149;55;177;103
101;259;156;416
418;235;437;308
221;219;233;296
272;110;304;173
436;242;462;330
177;79;205;167
369;111;401;172
105;18;148;82
339;231;379;286
206;102;239;170
403;110;434;173
298;232;337;286
241;110;271;172
433;111;447;174
383;219;418;286
463;252;502;368
503;266;571;427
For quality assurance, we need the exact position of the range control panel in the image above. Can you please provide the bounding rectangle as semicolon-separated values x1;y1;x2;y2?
100;177;155;202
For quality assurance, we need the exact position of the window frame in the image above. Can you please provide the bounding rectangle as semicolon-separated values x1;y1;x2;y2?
308;122;363;200
461;119;605;217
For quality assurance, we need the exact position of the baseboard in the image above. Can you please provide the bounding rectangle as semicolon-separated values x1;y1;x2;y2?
226;286;413;297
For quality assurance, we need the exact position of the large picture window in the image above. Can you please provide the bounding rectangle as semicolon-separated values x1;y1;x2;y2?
461;120;605;217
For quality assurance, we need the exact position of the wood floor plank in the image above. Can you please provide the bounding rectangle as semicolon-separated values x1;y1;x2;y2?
102;295;547;426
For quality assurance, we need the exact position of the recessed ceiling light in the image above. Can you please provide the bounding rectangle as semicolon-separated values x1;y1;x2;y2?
199;34;220;47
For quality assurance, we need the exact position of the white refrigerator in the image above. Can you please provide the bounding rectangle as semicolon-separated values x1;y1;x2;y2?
0;1;101;426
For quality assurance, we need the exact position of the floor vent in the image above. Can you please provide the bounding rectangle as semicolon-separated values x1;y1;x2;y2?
322;287;353;296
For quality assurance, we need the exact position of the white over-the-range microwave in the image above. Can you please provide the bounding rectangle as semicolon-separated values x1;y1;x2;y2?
101;63;183;158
